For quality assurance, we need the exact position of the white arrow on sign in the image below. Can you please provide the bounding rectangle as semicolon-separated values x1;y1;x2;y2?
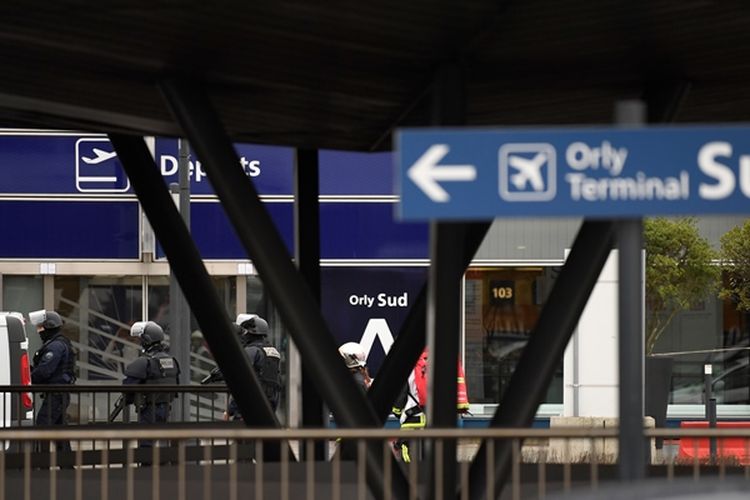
407;144;477;202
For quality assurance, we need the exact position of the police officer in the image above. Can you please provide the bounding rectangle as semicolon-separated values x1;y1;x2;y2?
122;321;180;434
29;309;76;452
226;314;282;420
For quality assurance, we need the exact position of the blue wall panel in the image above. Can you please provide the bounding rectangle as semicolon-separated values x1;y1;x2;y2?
186;203;295;260
165;202;429;260
319;203;428;259
0;201;139;258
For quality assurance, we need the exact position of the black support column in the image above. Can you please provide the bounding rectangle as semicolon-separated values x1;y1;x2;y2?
294;148;326;460
158;80;408;499
108;134;282;457
615;100;647;481
468;220;616;499
427;63;466;500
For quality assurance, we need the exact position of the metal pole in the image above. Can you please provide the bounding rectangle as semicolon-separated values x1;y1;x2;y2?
158;80;407;499
178;138;192;394
169;139;192;420
708;398;718;463
704;364;717;462
616;100;646;482
294;147;326;459
426;62;465;500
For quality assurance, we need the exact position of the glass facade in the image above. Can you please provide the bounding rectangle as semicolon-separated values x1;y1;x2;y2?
464;267;562;404
2;263;746;412
2;275;44;354
663;274;750;405
246;276;287;422
54;276;143;381
1;261;747;416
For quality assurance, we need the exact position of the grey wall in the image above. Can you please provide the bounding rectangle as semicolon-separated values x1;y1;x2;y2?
474;216;749;263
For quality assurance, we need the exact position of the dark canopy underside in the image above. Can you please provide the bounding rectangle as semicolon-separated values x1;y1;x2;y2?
1;1;749;150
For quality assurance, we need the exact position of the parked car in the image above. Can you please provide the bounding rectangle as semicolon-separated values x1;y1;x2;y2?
670;358;750;405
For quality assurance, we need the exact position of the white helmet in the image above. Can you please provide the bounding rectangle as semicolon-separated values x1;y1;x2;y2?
338;342;366;369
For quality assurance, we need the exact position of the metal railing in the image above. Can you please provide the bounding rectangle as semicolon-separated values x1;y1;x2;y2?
1;384;230;429
0;427;748;500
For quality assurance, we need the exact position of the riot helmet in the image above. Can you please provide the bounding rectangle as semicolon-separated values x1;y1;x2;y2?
28;309;64;332
237;314;268;336
130;321;165;347
338;342;367;369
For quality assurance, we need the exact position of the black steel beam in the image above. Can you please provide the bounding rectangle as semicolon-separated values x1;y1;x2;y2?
368;222;490;424
108;134;283;460
643;79;691;124
426;62;466;500
614;99;647;482
618;218;646;480
158;80;408;499
427;222;465;499
468;220;616;500
294;148;326;461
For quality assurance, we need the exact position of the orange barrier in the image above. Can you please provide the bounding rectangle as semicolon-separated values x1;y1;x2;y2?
678;421;750;465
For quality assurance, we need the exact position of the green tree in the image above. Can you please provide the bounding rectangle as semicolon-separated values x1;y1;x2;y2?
719;220;750;311
644;217;720;355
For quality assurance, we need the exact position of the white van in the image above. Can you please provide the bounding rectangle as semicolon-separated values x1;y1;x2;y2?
0;312;33;428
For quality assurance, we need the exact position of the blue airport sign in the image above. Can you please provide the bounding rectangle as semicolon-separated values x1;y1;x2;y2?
397;126;750;219
0;133;397;196
0;131;426;260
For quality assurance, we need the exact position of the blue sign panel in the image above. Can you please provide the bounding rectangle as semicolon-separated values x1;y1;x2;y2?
319;150;395;195
0;134;95;194
0;134;398;196
185;203;294;260
0;132;428;261
160;202;429;260
75;138;130;192
154;138;295;195
0;201;139;258
319;204;428;259
321;267;427;375
397;126;750;219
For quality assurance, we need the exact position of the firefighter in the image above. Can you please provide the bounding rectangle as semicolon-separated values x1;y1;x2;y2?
392;348;470;462
338;341;372;391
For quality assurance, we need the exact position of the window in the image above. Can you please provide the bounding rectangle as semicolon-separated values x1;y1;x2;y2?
55;276;142;381
2;276;43;354
464;267;562;404
663;271;750;405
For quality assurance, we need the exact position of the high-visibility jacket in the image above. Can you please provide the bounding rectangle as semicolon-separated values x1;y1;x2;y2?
412;348;470;414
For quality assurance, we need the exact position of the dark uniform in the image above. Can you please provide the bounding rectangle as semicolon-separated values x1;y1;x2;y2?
227;315;282;420
29;309;76;453
122;321;179;451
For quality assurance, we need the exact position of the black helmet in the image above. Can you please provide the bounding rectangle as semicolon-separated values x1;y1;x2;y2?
130;321;165;346
28;309;64;331
237;314;268;336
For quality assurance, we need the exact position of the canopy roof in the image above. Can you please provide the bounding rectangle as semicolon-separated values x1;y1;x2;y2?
1;2;749;150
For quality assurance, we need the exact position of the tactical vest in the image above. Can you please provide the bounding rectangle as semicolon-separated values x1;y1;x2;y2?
246;339;282;410
58;336;76;384
34;334;76;384
141;350;180;405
